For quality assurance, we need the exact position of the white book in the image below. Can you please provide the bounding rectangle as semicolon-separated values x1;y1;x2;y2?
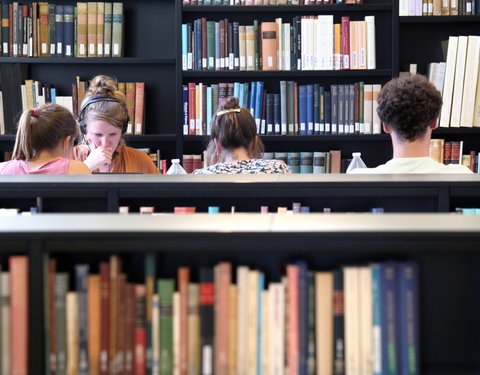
1;272;10;375
261;290;269;375
472;63;480;126
276;18;283;71
440;36;459;127
284;23;291;71
318;15;334;70
268;283;284;375
460;35;480;127
21;85;27;111
312;17;318;70
0;92;5;135
363;84;373;134
427;62;438;83
236;266;249;375
435;62;446;94
365;16;376;70
344;267;360;375
173;292;180;375
315;272;333;375
152;294;160;375
372;84;382;134
66;292;78;375
399;0;409;15
450;35;468;128
359;267;373;375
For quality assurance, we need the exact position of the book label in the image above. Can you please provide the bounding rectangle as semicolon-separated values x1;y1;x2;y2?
182;56;187;70
80;44;86;55
234;57;239;68
202;346;213;375
183;125;188;135
3;43;7;52
50;45;55;55
315;123;320;132
268;56;273;68
209;57;214;68
229;53;234;69
113;44;119;56
89;44;95;55
355;122;360;132
326;123;331;132
13;45;18;56
247;56;253;67
66;45;72;56
105;44;110;55
57;43;62;54
98;44;103;55
275;124;280;133
202;58;207;69
42;43;48;54
135;124;142;134
240;56;245;68
188;53;193;69
320;123;325;132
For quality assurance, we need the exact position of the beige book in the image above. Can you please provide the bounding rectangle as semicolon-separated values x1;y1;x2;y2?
450;36;468;128
433;0;442;14
245;26;255;71
188;285;201;375
247;270;259;375
358;21;367;70
429;139;445;163
96;2;105;56
88;275;101;375
350;21;359;70
261;290;269;375
77;3;88;57
472;63;480;126
460;36;480;127
441;0;450;14
365;16;376;70
284;23;291;71
363;84;373;134
66;292;78;375
276;18;283;70
450;0;459;14
318;15;334;71
462;154;471;168
87;2;97;57
172;292;180;375
343;267;360;375
228;285;237;375
358;267;373;375
236;266;249;375
268;283;284;375
315;272;333;375
278;0;288;5
239;26;247;71
440;36;459;127
21;85;27;112
25;80;35;110
372;84;382;134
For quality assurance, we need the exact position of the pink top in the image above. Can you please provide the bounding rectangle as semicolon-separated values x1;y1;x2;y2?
0;157;71;175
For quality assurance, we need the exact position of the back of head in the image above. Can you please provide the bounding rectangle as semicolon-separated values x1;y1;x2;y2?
12;103;79;161
207;97;264;163
80;75;128;133
377;74;442;142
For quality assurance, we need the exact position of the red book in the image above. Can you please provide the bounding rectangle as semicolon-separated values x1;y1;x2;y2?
443;141;452;165
188;82;196;136
10;256;29;375
49;260;57;375
286;265;299;375
124;283;135;375
214;262;231;375
341;17;350;70
178;268;190;375
134;82;145;135
174;207;196;214
134;285;146;375
100;262;110;375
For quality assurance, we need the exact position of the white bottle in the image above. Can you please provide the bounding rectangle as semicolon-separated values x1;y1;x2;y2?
346;152;367;173
166;159;187;174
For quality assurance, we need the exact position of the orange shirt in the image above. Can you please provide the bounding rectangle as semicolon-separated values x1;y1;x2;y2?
73;144;160;174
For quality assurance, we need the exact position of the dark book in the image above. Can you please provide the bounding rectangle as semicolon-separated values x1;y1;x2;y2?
354;82;360;134
233;22;239;70
55;5;64;56
333;269;345;375
325;90;331;135
21;5;28;57
227;21;233;70
199;267;214;375
49;260;57;375
299;85;307;135
201;17;207;71
296;16;302;70
48;3;56;56
206;21;215;70
287;81;295;135
55;273;69;375
76;264;89;375
331;85;338;135
313;84;320;136
307;272;316;375
266;93;274;135
0;63;23;134
338;85;345;135
348;84;355;134
1;4;8;56
306;84;314;135
63;5;74;57
273;93;280;135
183;85;188;136
144;254;155;375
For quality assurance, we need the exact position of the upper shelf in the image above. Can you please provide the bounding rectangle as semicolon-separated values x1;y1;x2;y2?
183;69;393;78
399;15;480;23
0;58;176;64
182;4;392;12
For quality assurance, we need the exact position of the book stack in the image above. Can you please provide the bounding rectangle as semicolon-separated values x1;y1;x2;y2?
0;2;124;58
44;256;420;375
439;35;480;128
182;154;203;173
183;81;382;136
263;150;353;173
399;0;477;15
429;138;479;172
182;16;376;72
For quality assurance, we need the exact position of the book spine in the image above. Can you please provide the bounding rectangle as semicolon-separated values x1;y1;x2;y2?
134;82;145;135
112;2;123;57
287;265;299;375
215;263;231;375
55;273;69;375
135;285;147;375
1;272;10;375
200;268;214;375
49;260;57;375
188;284;201;375
103;2;112;57
76;265;89;375
63;5;74;57
88;275;101;375
96;2;104;56
333;269;345;375
48;3;56;56
144;254;155;375
99;263;110;375
159;279;174;375
179;268;190;375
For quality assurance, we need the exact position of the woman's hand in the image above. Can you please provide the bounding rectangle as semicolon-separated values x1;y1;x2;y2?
83;146;113;171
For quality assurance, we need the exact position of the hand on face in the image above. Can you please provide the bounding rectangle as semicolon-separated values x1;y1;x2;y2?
84;145;113;171
84;119;122;171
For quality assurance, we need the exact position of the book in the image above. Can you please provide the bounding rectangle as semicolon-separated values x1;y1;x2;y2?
450;35;468;128
158;279;174;375
440;36;458;128
56;273;69;375
87;2;97;57
112;2;124;57
315;272;333;375
261;22;277;70
103;2;113;57
134;82;145;135
67;292;79;375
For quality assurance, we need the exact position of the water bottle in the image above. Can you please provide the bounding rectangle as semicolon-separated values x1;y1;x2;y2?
166;159;187;175
346;152;367;173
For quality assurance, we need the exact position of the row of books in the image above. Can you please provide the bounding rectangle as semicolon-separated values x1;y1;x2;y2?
182;16;376;71
0;2;124;58
184;0;364;6
430;139;480;172
457;207;480;214
182;81;382;136
439;35;480;128
263;150;348;173
399;0;477;15
43;257;419;375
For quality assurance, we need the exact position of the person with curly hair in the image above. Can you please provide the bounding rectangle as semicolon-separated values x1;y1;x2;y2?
350;74;472;173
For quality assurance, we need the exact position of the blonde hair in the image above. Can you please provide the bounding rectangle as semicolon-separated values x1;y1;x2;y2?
81;75;128;143
206;97;264;164
12;103;79;161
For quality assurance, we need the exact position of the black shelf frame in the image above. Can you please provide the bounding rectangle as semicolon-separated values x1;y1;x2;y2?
399;15;480;22
0;57;176;64
182;69;393;78
182;4;393;12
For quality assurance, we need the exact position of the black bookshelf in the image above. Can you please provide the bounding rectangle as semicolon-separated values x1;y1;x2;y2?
182;4;393;12
399;15;480;22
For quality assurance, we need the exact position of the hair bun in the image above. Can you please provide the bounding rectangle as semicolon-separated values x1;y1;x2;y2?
87;74;118;98
218;96;240;111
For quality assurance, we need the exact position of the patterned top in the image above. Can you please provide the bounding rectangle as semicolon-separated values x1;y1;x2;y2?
193;159;291;174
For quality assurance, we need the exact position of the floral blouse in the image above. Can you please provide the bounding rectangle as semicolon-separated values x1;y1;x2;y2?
192;159;291;175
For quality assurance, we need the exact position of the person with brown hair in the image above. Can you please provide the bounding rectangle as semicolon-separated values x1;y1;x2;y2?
0;103;90;174
73;75;159;174
350;74;472;173
193;97;291;174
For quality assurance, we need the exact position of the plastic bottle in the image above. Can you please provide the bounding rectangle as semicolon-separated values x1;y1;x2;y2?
166;159;187;175
346;152;367;173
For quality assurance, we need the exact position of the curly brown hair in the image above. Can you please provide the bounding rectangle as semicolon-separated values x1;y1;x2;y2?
377;74;442;142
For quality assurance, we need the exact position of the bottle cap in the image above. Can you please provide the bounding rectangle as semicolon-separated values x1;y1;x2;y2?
352;152;361;157
171;158;180;163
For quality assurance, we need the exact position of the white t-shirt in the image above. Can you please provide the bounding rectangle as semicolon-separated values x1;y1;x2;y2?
349;157;473;174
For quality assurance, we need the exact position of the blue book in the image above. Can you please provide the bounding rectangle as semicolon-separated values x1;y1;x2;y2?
313;84;320;136
183;85;188;135
371;264;382;375
298;85;307;135
254;81;264;133
250;81;257;117
257;272;264;375
297;261;308;375
75;264;89;375
273;94;280;135
182;24;188;70
266;94;274;135
233;82;240;100
325;90;331;135
397;262;420;375
306;84;314;135
239;83;245;109
55;5;64;56
206;86;213;135
63;5;74;57
50;88;57;104
380;262;399;375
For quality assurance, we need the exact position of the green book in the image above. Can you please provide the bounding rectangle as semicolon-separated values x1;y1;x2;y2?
286;81;295;135
104;2;112;57
55;273;69;375
145;254;156;375
112;2;124;57
48;4;56;56
207;21;215;70
253;20;259;71
158;279;174;375
1;4;9;56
